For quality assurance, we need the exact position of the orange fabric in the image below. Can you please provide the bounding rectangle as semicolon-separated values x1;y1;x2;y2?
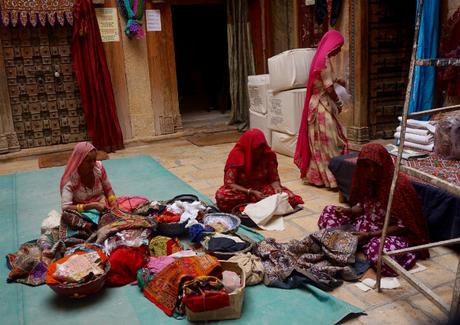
143;255;222;316
46;249;108;285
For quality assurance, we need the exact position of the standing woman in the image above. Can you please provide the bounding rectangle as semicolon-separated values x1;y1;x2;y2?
294;30;348;188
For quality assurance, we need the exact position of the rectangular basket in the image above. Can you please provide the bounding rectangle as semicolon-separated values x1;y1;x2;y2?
185;261;246;321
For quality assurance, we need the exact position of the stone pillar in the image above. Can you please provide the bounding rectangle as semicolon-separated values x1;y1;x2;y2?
0;42;20;154
347;0;370;143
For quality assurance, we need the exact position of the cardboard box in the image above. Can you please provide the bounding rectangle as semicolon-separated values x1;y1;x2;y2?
268;48;315;92
268;88;306;135
271;131;298;158
249;110;272;145
248;74;270;114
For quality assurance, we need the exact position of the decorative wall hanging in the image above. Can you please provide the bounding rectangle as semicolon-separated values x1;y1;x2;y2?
118;0;145;39
0;0;74;27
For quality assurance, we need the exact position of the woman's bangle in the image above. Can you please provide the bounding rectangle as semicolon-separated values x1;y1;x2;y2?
77;204;84;212
108;195;117;204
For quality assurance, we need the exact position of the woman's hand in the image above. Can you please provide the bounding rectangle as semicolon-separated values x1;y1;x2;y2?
335;78;347;87
351;204;363;215
335;206;351;215
352;231;370;244
251;190;266;201
86;202;106;212
271;182;283;194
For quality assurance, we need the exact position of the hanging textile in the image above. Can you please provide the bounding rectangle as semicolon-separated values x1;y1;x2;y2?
408;0;440;121
0;0;73;27
72;0;124;152
118;0;145;39
227;0;255;128
437;6;460;98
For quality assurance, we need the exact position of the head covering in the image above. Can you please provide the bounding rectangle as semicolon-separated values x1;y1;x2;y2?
225;128;277;176
349;144;430;255
294;30;345;177
60;141;96;193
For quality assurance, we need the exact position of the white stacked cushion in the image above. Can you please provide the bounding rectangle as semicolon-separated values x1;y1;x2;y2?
271;131;297;158
249;110;272;145
268;48;316;92
394;132;434;145
248;74;270;114
268;88;306;135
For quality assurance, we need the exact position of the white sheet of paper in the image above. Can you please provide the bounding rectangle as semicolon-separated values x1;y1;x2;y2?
354;282;372;292
146;9;162;32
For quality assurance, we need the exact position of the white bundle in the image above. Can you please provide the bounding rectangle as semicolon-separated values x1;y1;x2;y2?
395;126;431;136
394;132;433;145
334;83;352;105
397;117;436;133
403;141;434;151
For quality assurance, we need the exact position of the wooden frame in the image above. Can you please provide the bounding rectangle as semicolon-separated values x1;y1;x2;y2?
376;0;460;320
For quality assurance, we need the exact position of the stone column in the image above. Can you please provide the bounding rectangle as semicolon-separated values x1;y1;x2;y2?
0;41;20;154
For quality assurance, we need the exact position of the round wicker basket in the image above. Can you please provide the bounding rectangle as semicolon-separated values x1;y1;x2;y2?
48;262;111;299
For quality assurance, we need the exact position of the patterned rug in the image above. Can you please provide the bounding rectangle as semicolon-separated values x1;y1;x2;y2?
345;154;460;186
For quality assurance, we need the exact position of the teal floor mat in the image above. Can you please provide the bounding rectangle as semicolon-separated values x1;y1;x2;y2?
0;155;362;325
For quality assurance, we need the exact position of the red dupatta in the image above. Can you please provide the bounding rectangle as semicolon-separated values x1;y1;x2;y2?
349;144;430;256
225;128;277;176
72;0;124;152
294;30;344;178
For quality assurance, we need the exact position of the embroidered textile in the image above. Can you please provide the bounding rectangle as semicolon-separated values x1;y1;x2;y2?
143;255;222;316
0;0;74;27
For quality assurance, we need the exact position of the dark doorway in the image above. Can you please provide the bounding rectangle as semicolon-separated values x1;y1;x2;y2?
172;4;229;121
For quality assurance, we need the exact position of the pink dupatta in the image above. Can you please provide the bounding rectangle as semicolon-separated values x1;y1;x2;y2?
294;30;345;178
59;142;96;194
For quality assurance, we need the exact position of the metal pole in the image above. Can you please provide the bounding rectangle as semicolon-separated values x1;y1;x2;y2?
376;0;424;292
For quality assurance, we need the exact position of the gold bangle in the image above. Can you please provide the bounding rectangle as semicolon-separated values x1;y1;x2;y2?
108;195;117;203
77;204;84;212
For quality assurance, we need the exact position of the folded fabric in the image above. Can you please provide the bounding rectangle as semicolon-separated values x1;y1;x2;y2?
117;196;150;213
403;141;434;151
228;252;264;286
398;117;436;133
146;256;175;273
243;193;293;231
394;132;434;145
222;270;241;292
53;252;104;283
106;246;148;287
149;236;182;256
396;126;431;136
207;237;248;252
41;210;61;233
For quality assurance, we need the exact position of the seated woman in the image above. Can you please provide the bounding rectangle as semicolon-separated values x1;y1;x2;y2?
318;143;430;275
215;128;303;213
59;142;117;244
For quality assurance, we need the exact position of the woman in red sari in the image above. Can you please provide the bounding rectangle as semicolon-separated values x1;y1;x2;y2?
318;143;430;275
215;128;303;212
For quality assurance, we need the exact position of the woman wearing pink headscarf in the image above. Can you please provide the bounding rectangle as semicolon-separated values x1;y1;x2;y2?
60;142;117;212
294;30;348;188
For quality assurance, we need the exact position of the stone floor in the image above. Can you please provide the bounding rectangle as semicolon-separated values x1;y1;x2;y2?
0;138;458;325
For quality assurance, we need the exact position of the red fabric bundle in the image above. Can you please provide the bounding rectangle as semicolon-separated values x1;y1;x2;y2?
182;291;230;312
106;246;148;286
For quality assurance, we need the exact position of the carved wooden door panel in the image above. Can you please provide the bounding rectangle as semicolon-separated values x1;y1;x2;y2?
0;26;87;149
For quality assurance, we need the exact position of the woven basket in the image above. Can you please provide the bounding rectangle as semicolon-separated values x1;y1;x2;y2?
204;234;255;260
157;221;187;237
186;261;246;321
48;262;111;299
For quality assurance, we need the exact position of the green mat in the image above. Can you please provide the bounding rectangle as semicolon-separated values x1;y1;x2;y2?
0;155;363;325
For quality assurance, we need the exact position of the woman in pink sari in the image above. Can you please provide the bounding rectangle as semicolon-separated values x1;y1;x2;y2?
294;30;348;188
59;142;117;243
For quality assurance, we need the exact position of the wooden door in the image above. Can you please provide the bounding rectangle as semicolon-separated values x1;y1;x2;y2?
0;26;87;149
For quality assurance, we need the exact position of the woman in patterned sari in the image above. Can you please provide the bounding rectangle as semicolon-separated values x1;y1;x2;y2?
215;128;303;213
294;30;348;188
317;143;430;275
59;142;118;243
